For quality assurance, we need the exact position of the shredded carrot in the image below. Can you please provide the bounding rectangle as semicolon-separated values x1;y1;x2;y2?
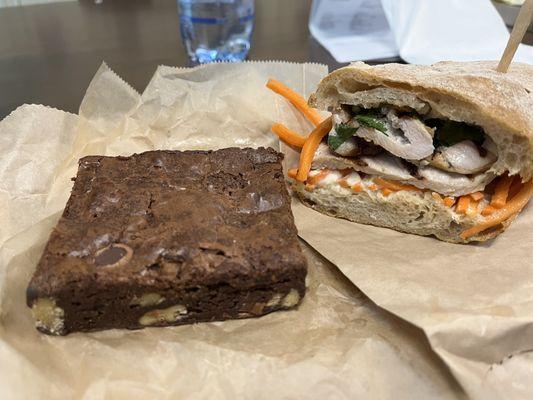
266;79;322;127
339;179;351;188
470;192;484;201
287;168;298;179
373;177;421;192
296;117;333;182
307;170;329;185
461;181;533;239
456;196;470;214
491;175;513;208
271;123;307;148
368;184;378;191
466;200;479;217
443;197;456;207
436;193;456;207
381;188;394;197
352;183;363;192
432;192;443;204
481;205;496;216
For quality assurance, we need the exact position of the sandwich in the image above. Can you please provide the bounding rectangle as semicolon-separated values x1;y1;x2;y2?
273;61;533;243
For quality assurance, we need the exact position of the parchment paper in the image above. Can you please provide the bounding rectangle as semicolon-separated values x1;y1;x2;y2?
290;201;533;400
0;62;464;400
283;124;533;398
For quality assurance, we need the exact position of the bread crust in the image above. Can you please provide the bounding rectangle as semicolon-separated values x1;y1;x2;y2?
309;61;533;181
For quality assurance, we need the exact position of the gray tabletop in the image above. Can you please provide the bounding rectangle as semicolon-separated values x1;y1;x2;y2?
0;0;531;119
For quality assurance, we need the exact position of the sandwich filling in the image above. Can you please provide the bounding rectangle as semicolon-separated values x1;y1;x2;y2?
288;105;532;240
265;78;532;241
321;106;498;197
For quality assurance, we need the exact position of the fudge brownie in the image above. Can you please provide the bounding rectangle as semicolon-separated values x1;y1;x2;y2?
27;148;307;335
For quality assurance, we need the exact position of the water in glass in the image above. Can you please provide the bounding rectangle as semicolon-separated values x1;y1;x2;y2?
178;0;254;63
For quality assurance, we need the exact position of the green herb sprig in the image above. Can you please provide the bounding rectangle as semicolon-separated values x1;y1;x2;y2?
429;120;484;147
355;114;388;136
327;110;389;152
328;124;358;150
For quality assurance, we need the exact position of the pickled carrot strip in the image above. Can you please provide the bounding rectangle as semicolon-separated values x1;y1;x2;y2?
443;197;456;207
266;79;322;126
456;196;470;214
470;192;484;201
271;123;307;148
373;177;421;192
491;175;513;208
296;117;333;182
461;181;532;239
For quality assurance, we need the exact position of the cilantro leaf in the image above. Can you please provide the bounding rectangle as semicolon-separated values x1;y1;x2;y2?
328;124;358;150
430;120;484;147
355;114;389;136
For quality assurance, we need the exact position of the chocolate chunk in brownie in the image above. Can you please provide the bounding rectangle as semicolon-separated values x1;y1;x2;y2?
27;148;307;335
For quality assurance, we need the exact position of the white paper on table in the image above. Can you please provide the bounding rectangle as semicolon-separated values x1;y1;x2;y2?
310;0;533;64
309;0;399;62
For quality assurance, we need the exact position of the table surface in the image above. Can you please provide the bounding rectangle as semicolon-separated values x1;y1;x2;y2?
0;0;532;119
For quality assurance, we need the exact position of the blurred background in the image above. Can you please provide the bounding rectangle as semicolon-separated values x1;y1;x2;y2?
0;0;531;119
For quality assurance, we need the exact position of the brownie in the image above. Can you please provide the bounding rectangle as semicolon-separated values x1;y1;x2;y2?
26;148;307;335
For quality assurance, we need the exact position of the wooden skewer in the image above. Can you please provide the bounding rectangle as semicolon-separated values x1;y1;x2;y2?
497;0;533;73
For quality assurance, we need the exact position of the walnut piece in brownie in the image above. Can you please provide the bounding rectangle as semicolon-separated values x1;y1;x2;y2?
27;148;307;335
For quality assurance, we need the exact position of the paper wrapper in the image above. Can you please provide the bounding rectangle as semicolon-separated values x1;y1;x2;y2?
282;119;533;398
0;60;525;399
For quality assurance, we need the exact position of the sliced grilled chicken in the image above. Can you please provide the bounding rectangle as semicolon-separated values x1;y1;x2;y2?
311;143;494;196
312;143;359;170
359;153;414;181
312;143;413;181
429;140;497;174
410;165;495;197
354;112;434;160
334;137;360;157
332;111;351;125
329;112;361;156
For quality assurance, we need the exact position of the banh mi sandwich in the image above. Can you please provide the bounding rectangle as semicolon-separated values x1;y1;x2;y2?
268;61;533;243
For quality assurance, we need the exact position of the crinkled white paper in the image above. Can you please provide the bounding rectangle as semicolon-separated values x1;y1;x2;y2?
0;62;463;400
309;0;533;64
